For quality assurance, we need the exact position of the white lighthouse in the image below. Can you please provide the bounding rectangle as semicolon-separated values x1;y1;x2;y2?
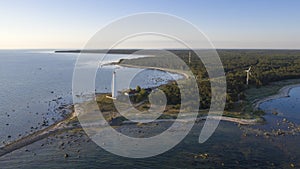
112;70;117;99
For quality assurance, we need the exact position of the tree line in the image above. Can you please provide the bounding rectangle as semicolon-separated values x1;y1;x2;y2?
120;49;300;110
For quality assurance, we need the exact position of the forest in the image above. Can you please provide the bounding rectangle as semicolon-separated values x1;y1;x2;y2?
119;49;300;112
57;49;300;112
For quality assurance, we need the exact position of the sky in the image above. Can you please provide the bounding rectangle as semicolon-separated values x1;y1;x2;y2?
0;0;300;49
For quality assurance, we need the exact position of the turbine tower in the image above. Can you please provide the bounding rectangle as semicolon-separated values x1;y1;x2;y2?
245;66;252;85
188;51;191;64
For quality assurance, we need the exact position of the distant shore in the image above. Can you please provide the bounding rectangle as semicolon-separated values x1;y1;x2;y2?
253;83;300;110
55;49;149;54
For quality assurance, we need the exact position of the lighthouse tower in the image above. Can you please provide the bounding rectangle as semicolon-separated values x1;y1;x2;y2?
112;70;117;99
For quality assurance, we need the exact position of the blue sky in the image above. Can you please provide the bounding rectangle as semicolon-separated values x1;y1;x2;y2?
0;0;300;49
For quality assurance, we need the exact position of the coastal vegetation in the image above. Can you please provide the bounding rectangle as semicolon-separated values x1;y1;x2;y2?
118;49;300;118
56;49;300;119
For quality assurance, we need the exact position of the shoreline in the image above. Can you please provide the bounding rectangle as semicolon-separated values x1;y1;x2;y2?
119;63;190;79
0;111;77;157
0;110;259;158
0;62;262;157
0;62;269;157
253;83;300;110
122;115;259;125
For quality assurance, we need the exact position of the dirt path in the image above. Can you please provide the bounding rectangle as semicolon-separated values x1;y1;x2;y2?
122;115;259;125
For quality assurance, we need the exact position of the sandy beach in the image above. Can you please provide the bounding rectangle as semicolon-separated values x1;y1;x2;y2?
119;63;190;79
122;115;259;125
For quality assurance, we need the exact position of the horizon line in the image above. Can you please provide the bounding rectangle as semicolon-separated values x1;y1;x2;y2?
1;48;300;51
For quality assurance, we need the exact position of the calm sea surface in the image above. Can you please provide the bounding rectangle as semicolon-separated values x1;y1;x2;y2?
0;50;181;145
260;87;300;122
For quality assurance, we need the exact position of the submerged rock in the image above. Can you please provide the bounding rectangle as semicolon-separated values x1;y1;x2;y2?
290;163;295;168
194;153;209;159
276;130;285;136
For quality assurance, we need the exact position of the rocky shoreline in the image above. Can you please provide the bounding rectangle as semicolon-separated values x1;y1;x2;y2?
0;112;77;157
0;63;269;158
0;108;262;158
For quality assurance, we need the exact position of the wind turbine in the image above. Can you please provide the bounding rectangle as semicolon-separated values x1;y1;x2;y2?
245;66;252;85
188;51;191;64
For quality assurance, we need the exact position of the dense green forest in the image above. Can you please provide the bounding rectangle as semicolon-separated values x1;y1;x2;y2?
58;49;300;112
119;50;300;111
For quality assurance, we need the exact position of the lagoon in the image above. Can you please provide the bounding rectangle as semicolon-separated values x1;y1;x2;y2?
260;86;300;123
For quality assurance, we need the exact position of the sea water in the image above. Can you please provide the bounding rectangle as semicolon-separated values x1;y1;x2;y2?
260;87;300;122
0;50;181;145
